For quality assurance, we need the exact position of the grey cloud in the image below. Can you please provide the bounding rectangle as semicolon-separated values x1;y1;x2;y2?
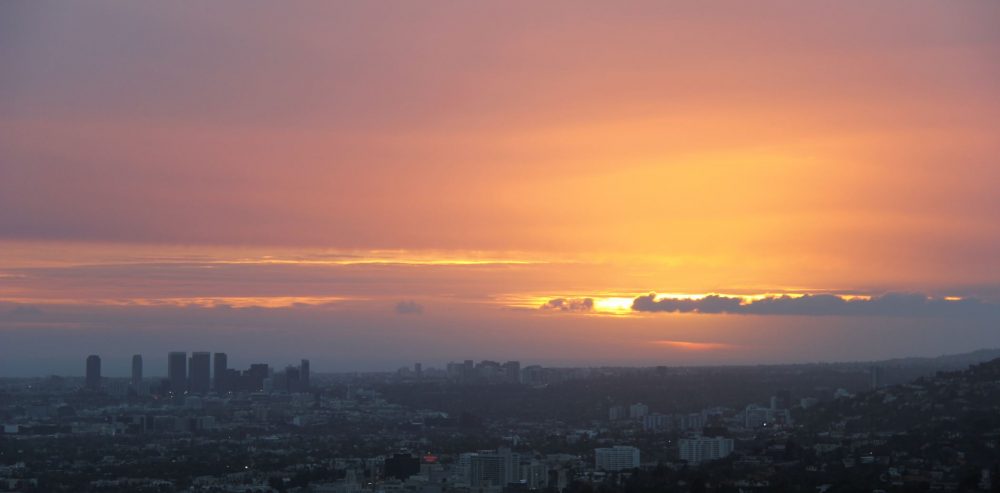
632;292;1000;318
395;300;424;315
540;298;594;312
8;305;43;317
631;294;741;314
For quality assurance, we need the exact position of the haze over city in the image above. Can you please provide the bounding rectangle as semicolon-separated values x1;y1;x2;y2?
3;1;1000;376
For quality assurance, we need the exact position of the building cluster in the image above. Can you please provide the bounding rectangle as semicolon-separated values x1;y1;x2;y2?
3;354;997;492
443;360;522;384
82;352;311;397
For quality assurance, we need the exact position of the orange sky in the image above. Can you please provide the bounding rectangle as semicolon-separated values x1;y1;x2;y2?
1;1;999;375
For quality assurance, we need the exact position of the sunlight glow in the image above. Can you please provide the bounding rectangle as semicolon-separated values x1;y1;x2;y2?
0;296;351;309
652;340;735;351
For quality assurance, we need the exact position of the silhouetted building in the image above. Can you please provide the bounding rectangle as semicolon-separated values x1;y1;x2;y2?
213;353;228;392
463;448;520;487
223;368;240;390
595;446;640;471
414;362;422;380
385;453;420;480
679;437;733;464
283;365;301;392
241;363;269;392
629;402;649;419
85;355;101;390
131;354;143;388
300;359;310;389
167;352;187;394
189;352;211;394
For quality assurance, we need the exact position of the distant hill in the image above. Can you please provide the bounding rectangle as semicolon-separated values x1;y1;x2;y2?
874;347;1000;369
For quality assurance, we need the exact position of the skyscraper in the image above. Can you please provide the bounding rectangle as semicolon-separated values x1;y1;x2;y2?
245;363;269;392
189;352;211;394
300;359;310;389
167;351;187;394
284;365;301;392
213;352;228;392
131;354;143;388
85;355;101;390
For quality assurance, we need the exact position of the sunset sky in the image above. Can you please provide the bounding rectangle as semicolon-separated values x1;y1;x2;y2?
2;1;1000;376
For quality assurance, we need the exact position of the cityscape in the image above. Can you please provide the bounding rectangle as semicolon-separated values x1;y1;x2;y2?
3;350;1000;491
83;353;312;397
3;1;1000;492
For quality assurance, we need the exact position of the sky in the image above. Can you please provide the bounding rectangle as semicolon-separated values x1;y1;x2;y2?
2;1;1000;376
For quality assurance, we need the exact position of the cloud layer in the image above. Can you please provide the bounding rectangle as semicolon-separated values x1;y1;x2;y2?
395;300;424;315
632;293;1000;318
540;298;595;312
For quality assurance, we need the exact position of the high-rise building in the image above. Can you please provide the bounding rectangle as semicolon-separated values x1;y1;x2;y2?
300;359;310;389
642;413;671;431
463;448;520;487
594;446;640;471
284;365;301;392
629;402;649;419
384;453;420;480
131;354;143;388
167;351;187;394
85;355;101;390
189;352;211;394
414;362;422;380
213;353;228;392
244;363;269;392
678;436;734;464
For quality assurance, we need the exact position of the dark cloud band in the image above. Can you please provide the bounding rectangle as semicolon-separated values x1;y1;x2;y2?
631;293;1000;318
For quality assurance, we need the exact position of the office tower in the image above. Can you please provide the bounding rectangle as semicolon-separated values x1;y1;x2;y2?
245;363;269;392
131;354;143;388
213;353;228;392
85;355;101;390
284;365;301;392
300;359;310;389
167;351;187;394
594;446;641;471
221;368;238;391
678;437;734;464
629;402;649;419
464;448;520;487
414;362;422;380
189;352;211;394
384;453;420;480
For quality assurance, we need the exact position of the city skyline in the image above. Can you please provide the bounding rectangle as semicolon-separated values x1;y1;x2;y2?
3;2;1000;376
76;350;313;395
4;4;999;492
